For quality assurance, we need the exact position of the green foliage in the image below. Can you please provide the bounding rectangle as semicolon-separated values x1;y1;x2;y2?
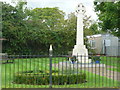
91;56;101;62
30;7;65;31
65;12;77;31
2;1;101;55
13;70;86;85
84;23;100;36
2;2;30;54
2;1;76;55
94;1;120;37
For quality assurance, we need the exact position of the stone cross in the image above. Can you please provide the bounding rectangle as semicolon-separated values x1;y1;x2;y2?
76;3;85;46
72;3;91;63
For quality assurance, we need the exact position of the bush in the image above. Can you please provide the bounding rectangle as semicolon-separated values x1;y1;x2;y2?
13;70;86;85
92;56;101;62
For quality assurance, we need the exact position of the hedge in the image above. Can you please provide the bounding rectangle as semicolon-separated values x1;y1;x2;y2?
13;70;86;85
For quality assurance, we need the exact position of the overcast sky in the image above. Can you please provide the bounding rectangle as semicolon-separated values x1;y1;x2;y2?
1;0;98;20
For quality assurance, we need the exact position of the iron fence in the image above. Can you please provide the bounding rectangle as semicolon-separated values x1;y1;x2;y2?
0;54;120;88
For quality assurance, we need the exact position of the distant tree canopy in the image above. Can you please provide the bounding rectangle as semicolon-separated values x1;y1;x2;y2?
94;1;120;37
2;1;100;55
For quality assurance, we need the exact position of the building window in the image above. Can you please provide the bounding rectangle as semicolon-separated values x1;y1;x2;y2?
104;39;111;46
89;40;95;48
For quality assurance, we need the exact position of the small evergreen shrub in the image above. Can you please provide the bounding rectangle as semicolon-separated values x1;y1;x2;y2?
92;56;101;62
13;70;86;85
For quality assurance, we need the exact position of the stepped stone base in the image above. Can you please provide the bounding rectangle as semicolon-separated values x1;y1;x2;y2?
72;44;92;63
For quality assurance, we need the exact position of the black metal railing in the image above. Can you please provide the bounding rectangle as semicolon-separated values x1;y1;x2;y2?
0;54;120;88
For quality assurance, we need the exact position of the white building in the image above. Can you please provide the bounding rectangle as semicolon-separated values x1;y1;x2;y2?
87;34;120;56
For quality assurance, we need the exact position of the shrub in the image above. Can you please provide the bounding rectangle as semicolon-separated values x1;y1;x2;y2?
13;70;86;85
92;56;101;62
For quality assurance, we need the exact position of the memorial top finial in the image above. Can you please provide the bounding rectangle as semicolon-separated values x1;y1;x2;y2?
76;3;86;14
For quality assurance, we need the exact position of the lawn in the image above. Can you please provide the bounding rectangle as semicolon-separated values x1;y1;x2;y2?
100;56;119;67
107;67;120;72
100;56;120;72
1;57;120;88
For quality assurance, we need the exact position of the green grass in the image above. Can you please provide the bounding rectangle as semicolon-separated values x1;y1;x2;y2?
1;57;120;88
100;56;120;72
100;56;120;67
107;67;120;72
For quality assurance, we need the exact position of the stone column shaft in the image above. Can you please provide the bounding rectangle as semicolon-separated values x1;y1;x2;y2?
76;13;84;45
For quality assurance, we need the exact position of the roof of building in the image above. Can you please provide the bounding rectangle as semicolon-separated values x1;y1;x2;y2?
86;34;115;38
86;34;102;38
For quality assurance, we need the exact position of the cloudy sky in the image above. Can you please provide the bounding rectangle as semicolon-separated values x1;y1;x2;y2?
1;0;98;20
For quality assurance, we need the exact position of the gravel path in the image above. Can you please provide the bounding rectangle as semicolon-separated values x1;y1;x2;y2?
82;67;120;81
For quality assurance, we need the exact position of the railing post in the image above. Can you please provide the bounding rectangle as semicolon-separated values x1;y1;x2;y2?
49;44;53;88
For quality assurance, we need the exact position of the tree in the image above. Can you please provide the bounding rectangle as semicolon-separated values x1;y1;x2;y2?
65;12;77;31
24;7;68;54
2;1;69;55
2;1;102;55
65;12;100;36
2;2;30;54
94;1;120;37
28;7;65;31
84;22;101;36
